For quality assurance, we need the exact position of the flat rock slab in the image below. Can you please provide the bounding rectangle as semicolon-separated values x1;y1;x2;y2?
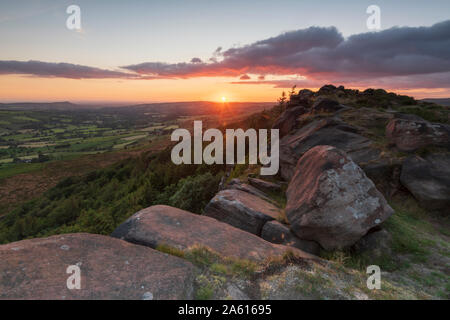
0;233;196;300
112;205;315;262
226;178;271;201
248;178;282;193
400;153;450;211
204;189;281;235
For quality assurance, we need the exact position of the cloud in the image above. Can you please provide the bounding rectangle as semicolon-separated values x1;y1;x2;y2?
121;20;450;89
1;20;449;92
239;74;251;80
0;60;133;79
190;57;203;63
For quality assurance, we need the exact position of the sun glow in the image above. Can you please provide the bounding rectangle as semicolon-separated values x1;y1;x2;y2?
221;96;226;102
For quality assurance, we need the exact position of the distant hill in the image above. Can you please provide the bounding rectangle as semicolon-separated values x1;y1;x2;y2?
421;98;450;106
0;101;274;116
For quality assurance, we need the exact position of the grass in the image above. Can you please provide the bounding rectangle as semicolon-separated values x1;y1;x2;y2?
0;162;45;180
320;195;439;272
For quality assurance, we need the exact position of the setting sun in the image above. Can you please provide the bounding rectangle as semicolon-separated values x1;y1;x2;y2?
221;96;226;102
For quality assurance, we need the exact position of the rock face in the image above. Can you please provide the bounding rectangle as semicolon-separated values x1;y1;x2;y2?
112;205;315;261
248;177;282;193
261;221;320;255
311;98;345;114
400;154;450;211
279;118;379;181
386;117;450;152
0;233;196;300
272;106;307;137
203;189;281;235
285;146;394;250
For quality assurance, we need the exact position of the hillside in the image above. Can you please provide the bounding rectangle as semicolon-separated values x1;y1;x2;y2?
0;85;449;299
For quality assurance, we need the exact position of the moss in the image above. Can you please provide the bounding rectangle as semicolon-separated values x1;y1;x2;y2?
155;243;185;258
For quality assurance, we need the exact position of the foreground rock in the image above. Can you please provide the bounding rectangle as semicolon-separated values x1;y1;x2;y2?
386;116;450;152
280;118;379;181
400;154;450;211
261;221;320;255
112;205;315;261
286;146;394;250
0;233;196;299
204;189;281;235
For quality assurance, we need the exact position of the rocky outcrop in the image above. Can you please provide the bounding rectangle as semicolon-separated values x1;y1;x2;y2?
400;154;450;211
0;233;196;299
279;118;380;181
112;205;315;261
272;106;307;137
248;177;282;193
386;116;450;152
311;98;345;114
261;220;320;255
203;189;281;235
285;146;394;250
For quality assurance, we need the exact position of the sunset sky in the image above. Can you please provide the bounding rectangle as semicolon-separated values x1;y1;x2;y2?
0;0;449;103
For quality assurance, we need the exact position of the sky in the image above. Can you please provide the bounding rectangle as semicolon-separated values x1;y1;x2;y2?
0;0;449;103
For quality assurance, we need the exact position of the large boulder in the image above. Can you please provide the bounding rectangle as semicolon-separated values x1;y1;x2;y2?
272;106;307;137
0;233;196;299
400;154;450;211
203;189;281;235
285;146;394;250
112;205;316;262
386;117;450;152
261;221;320;255
279;118;379;181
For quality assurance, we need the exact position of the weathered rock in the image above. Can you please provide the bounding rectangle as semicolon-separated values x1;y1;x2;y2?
248;177;282;193
279;118;379;181
226;178;271;201
261;221;321;255
112;205;316;262
386;117;450;152
317;84;337;95
0;233;196;300
353;229;393;260
311;98;345;114
400;154;450;211
362;159;402;197
203;189;281;235
288;90;313;107
272;106;307;137
285;146;394;250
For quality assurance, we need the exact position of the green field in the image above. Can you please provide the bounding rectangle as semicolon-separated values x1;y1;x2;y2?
0;108;180;180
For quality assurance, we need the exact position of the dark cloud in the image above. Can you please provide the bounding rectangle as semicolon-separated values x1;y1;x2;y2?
190;57;203;63
122;20;450;89
239;74;251;80
2;20;449;91
0;60;133;79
